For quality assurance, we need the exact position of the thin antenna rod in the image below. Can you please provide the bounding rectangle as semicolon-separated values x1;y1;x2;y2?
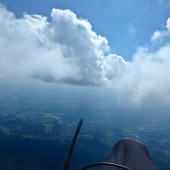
63;118;83;170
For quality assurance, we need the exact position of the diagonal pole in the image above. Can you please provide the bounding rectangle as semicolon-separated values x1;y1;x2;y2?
63;118;83;170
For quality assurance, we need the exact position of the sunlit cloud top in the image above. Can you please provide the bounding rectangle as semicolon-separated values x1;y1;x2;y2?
0;5;125;86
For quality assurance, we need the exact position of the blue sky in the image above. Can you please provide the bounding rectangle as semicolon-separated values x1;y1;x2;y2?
0;0;170;60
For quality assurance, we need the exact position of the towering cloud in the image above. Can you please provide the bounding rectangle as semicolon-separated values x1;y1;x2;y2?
0;5;125;85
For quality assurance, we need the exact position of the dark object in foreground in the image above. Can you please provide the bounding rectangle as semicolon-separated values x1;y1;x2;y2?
80;161;131;170
63;119;158;170
96;138;158;170
63;119;83;170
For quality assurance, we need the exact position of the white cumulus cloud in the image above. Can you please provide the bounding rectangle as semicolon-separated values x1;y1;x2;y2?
1;4;170;108
0;5;125;85
113;44;170;108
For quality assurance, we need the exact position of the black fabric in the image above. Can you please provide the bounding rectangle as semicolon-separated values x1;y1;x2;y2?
98;139;158;170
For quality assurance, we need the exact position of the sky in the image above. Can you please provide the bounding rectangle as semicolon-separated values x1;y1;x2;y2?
0;0;170;108
0;0;170;59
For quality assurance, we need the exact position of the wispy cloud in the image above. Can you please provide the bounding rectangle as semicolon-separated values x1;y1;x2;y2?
151;17;170;43
157;0;170;8
128;24;137;39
